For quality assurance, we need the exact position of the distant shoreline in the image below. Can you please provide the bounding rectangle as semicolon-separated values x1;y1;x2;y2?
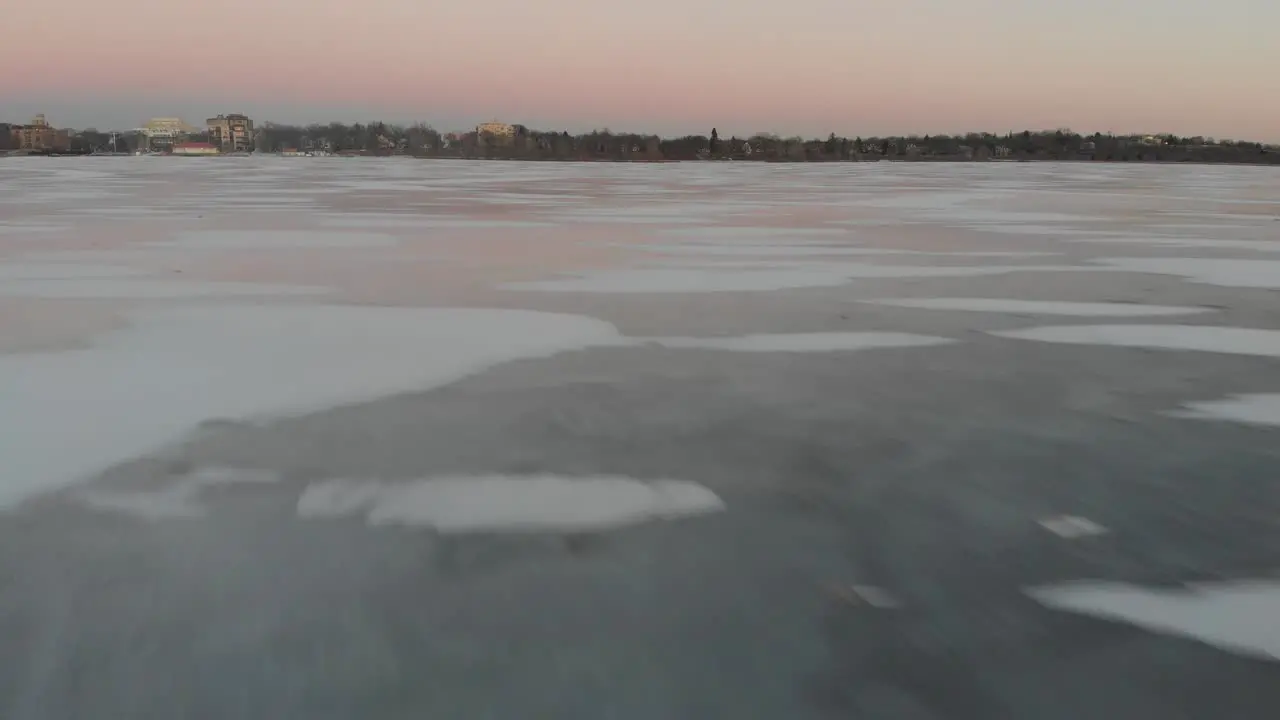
5;152;1279;168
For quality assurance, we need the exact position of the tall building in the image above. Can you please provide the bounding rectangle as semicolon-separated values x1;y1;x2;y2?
9;114;70;151
206;114;255;153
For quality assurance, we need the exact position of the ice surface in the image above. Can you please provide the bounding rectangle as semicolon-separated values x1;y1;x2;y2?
991;325;1280;358
636;244;1053;258
5;158;1277;529
556;212;709;224
63;207;181;217
662;226;851;239
648;332;955;353
865;298;1213;316
320;217;550;229
77;467;280;519
507;264;1112;294
0;224;64;235
0;306;625;508
504;268;854;293
0;263;150;280
1027;580;1280;661
296;474;725;533
1090;258;1280;288
160;230;400;249
974;226;1139;237
1169;394;1280;427
808;263;1111;279
1070;238;1280;253
0;279;331;299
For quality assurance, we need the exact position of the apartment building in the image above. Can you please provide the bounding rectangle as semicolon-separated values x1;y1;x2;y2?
206;113;255;152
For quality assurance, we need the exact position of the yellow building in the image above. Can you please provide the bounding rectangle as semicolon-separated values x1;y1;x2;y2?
141;117;197;152
476;122;515;138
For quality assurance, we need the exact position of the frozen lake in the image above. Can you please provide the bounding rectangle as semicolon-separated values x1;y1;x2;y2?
1;157;1279;719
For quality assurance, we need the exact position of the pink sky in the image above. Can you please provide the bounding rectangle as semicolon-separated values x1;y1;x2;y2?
3;0;1278;140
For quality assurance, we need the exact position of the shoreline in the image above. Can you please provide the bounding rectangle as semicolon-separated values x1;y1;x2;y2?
5;152;1280;167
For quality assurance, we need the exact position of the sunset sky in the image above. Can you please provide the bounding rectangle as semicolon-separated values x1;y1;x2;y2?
3;0;1277;140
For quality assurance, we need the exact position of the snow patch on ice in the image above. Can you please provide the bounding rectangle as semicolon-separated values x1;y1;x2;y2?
297;474;725;533
0;306;625;508
1027;579;1280;662
1168;394;1280;427
1038;515;1109;538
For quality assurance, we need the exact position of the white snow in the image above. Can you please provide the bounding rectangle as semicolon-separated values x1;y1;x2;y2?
296;474;725;533
866;298;1213;316
990;325;1280;358
1027;579;1280;662
1038;515;1109;538
1169;394;1280;427
0;306;625;508
648;332;955;353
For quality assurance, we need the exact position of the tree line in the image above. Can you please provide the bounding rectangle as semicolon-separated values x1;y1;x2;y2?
12;123;1279;164
253;124;1280;164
